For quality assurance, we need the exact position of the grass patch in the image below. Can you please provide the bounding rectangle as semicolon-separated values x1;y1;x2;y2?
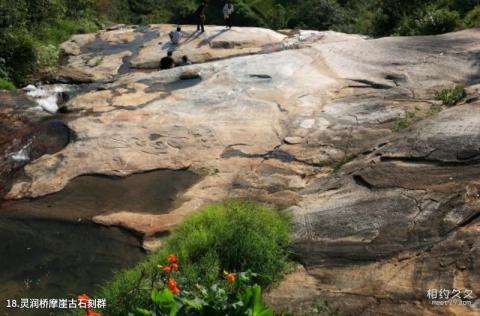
392;110;417;132
95;199;292;316
392;103;444;133
0;78;16;91
434;85;466;107
332;155;356;172
35;18;102;46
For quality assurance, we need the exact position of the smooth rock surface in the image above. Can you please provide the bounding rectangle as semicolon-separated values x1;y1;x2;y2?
4;26;480;315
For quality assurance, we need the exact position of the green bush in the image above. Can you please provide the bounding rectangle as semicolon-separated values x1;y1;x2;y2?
129;262;274;316
416;6;462;35
35;18;101;45
0;30;37;85
434;85;466;106
96;199;292;316
392;110;417;132
0;16;102;84
464;5;480;27
35;42;59;69
394;5;462;36
0;78;16;90
288;0;344;30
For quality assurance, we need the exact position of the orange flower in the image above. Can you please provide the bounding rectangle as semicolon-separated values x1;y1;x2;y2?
171;263;179;272
168;254;178;264
171;286;180;295
226;273;236;283
86;310;101;316
78;294;90;302
168;277;177;291
163;265;172;273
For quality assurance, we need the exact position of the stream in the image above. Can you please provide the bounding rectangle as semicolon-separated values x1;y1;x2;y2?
0;166;199;316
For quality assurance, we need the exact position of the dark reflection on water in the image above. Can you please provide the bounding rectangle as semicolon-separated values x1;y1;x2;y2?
0;218;143;316
1;170;200;221
0;170;199;315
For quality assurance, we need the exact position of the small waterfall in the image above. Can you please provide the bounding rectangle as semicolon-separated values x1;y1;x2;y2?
23;84;76;113
9;141;31;162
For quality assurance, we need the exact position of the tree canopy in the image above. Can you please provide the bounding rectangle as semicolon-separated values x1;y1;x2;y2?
1;0;479;86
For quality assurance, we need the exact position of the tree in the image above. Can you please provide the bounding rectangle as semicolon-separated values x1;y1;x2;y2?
289;0;345;30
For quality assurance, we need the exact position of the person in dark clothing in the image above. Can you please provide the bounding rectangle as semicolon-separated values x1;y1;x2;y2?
178;55;192;66
195;1;207;32
223;2;234;29
160;51;175;70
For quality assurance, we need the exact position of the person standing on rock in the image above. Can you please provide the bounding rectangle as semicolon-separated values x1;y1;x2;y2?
160;51;175;70
195;1;207;33
223;2;234;29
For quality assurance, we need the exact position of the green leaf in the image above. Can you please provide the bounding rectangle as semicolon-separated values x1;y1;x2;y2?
256;310;274;316
250;285;274;316
151;289;174;306
151;289;178;316
134;307;153;316
181;297;205;310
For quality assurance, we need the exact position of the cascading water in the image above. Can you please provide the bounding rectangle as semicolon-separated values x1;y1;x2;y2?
23;84;77;113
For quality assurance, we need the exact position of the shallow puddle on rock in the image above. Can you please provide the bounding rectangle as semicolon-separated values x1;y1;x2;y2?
1;170;200;221
0;169;199;315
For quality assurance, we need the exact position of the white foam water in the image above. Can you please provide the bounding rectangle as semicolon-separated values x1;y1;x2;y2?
10;142;31;162
23;84;74;114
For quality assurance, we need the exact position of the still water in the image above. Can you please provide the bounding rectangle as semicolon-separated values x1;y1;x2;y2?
0;170;199;315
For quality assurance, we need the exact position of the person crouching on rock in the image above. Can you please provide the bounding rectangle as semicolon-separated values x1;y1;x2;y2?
169;26;182;45
160;51;175;70
195;1;207;33
223;2;234;29
178;55;192;66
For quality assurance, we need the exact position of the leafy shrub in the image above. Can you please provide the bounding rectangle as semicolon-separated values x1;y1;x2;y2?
35;42;59;69
167;200;291;286
130;254;273;316
416;6;462;35
289;0;344;30
231;2;268;27
464;5;480;27
35;18;101;45
395;5;462;36
96;199;292;315
434;85;466;106
0;59;9;80
392;111;417;132
0;78;16;90
0;30;37;85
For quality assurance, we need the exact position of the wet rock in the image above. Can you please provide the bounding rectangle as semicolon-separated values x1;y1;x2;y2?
0;92;71;199
29;120;72;159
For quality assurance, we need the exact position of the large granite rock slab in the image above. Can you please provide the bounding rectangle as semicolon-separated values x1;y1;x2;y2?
4;26;480;315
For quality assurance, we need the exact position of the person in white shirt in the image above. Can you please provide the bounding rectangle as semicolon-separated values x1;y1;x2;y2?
223;2;234;29
169;26;182;45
